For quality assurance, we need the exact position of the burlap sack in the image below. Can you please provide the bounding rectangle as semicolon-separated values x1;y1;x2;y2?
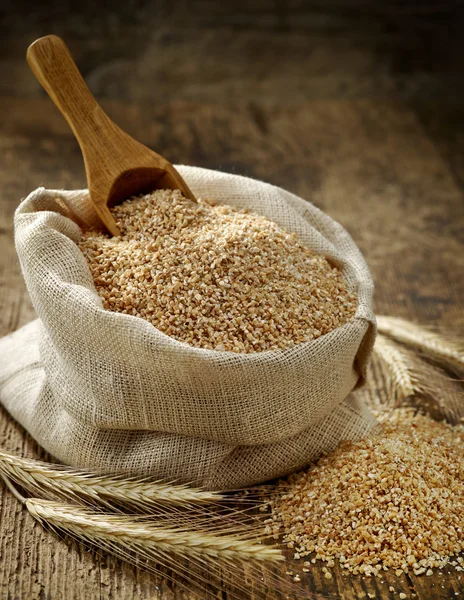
0;166;376;489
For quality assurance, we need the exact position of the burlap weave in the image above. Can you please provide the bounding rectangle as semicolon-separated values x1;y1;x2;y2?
0;166;376;488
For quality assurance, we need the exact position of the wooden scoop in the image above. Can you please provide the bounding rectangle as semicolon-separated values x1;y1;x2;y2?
27;35;196;236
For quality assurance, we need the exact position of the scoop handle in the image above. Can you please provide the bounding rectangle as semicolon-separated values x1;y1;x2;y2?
27;35;123;235
27;35;109;145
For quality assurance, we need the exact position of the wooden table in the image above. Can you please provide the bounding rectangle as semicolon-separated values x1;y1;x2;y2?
1;3;463;599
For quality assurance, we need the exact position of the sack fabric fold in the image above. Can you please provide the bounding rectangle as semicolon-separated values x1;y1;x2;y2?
0;166;376;488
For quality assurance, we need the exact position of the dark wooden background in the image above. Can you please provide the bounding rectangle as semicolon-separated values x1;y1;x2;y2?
1;1;463;599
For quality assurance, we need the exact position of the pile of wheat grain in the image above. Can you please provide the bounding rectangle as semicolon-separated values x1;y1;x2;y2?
266;409;464;578
79;189;356;353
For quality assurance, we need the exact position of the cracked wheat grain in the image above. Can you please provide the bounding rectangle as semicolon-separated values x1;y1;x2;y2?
266;409;464;577
79;189;356;353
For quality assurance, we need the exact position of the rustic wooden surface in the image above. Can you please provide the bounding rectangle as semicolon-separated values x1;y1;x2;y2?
1;2;463;599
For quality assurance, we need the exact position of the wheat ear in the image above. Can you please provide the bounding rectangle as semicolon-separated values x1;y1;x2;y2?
372;334;419;404
391;345;464;424
377;315;464;376
372;334;463;423
1;474;291;600
25;498;283;562
0;450;223;511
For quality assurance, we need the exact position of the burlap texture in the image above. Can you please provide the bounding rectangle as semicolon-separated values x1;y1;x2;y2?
0;166;376;488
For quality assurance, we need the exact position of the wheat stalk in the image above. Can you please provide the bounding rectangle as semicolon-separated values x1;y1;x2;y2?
1;473;290;600
0;450;223;512
392;346;464;424
370;333;463;424
377;315;464;376
25;498;283;562
0;449;268;536
372;334;419;404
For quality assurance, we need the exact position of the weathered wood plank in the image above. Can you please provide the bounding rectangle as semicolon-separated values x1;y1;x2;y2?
3;0;463;104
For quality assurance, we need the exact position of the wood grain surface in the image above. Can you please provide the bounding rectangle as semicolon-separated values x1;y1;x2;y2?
1;2;463;599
